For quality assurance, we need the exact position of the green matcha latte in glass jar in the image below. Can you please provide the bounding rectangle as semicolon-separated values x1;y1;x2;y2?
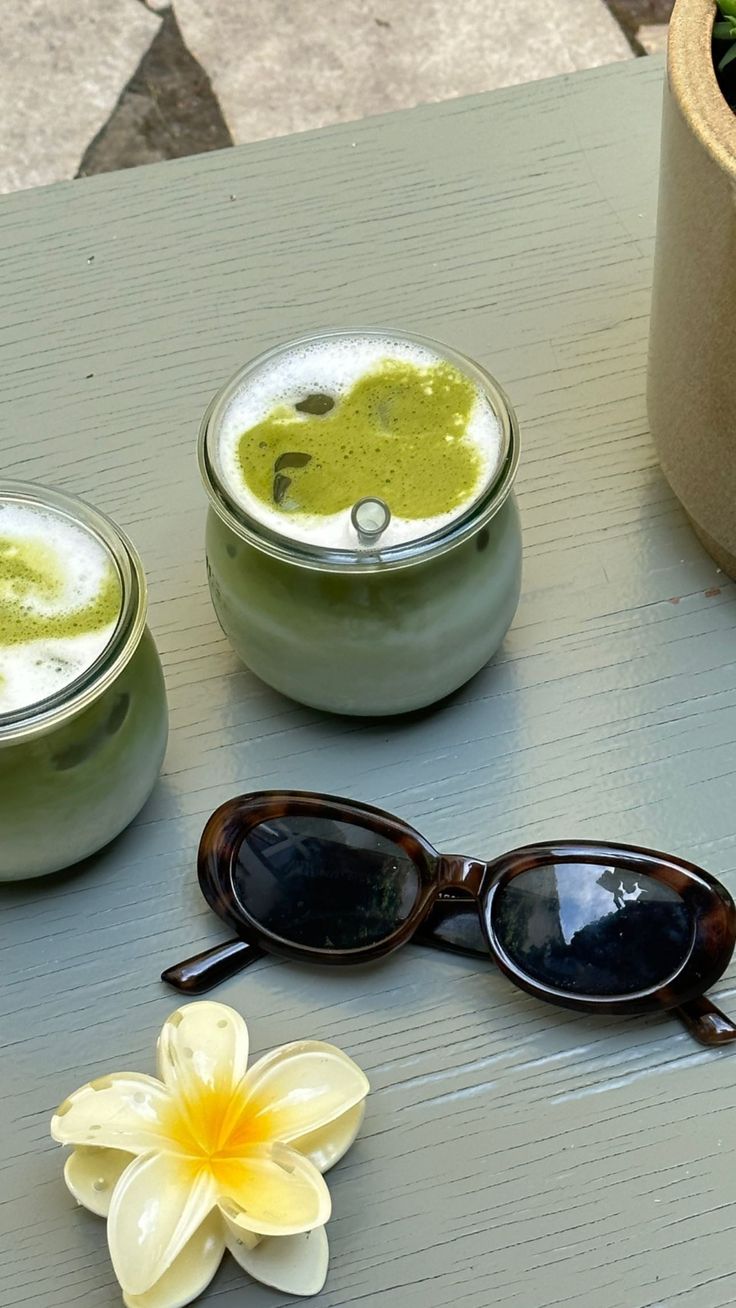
200;329;521;716
0;482;168;880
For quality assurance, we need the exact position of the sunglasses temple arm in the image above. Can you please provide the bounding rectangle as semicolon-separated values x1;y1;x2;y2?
672;995;736;1046
161;937;265;995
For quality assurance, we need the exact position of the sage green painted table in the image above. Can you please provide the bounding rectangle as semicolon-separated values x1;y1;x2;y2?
2;54;735;1308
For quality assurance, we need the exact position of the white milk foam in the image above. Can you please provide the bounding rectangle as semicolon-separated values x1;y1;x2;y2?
214;336;504;550
0;501;120;715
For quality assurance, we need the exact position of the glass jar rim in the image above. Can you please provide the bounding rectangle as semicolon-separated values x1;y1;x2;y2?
199;328;520;573
0;481;148;743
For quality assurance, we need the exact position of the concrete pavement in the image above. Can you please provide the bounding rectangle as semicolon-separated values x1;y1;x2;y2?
0;0;670;194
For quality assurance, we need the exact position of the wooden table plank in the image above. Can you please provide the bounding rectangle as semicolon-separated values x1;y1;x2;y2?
3;55;735;1308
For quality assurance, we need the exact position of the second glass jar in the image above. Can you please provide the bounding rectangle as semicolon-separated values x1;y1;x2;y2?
199;330;522;716
0;483;169;880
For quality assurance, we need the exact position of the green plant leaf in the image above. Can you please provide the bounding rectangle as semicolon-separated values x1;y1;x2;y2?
718;40;736;68
717;0;736;17
714;20;736;37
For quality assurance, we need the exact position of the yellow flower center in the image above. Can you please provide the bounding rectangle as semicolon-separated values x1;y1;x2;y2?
162;1085;274;1178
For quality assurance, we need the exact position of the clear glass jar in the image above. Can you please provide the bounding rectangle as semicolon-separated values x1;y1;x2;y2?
0;483;169;880
199;330;522;716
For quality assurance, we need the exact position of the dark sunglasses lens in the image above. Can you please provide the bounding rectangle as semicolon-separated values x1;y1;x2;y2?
232;815;422;950
492;863;693;996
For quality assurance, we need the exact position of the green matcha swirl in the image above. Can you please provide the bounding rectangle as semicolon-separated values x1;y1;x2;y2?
0;502;122;713
0;534;120;646
236;357;483;519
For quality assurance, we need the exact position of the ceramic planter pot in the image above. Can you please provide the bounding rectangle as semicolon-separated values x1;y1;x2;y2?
648;0;736;576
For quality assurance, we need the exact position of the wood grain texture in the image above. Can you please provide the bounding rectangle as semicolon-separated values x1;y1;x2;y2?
2;55;736;1308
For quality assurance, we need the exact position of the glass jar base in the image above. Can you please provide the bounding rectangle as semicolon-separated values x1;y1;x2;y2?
0;629;168;881
206;493;522;719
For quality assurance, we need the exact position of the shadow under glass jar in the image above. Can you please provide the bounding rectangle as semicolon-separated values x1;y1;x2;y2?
0;483;169;881
199;329;522;716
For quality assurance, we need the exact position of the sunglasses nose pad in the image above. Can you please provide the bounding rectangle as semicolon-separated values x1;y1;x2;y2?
415;896;489;960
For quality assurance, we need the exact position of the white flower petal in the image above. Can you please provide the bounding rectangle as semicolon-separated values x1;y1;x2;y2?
225;1223;329;1297
108;1152;217;1296
51;1074;176;1154
241;1041;369;1144
291;1101;366;1173
63;1146;131;1217
217;1221;260;1255
122;1211;225;1308
216;1142;331;1237
157;1003;249;1101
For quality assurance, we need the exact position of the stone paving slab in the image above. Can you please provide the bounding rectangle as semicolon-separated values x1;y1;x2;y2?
0;0;160;194
78;9;232;178
637;23;670;53
607;0;673;51
0;0;647;195
173;0;632;145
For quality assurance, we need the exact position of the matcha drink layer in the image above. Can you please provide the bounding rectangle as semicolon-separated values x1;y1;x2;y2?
0;499;122;715
214;335;504;551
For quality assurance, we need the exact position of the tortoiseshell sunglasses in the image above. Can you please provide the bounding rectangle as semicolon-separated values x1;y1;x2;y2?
163;791;736;1048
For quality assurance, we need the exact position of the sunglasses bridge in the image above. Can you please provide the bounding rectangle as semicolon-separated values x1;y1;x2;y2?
437;855;487;897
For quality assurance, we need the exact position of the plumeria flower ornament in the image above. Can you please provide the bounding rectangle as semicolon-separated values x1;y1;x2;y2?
50;1003;369;1307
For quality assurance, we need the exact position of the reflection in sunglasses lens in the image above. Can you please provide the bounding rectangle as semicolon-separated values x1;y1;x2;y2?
232;816;421;950
491;863;693;996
